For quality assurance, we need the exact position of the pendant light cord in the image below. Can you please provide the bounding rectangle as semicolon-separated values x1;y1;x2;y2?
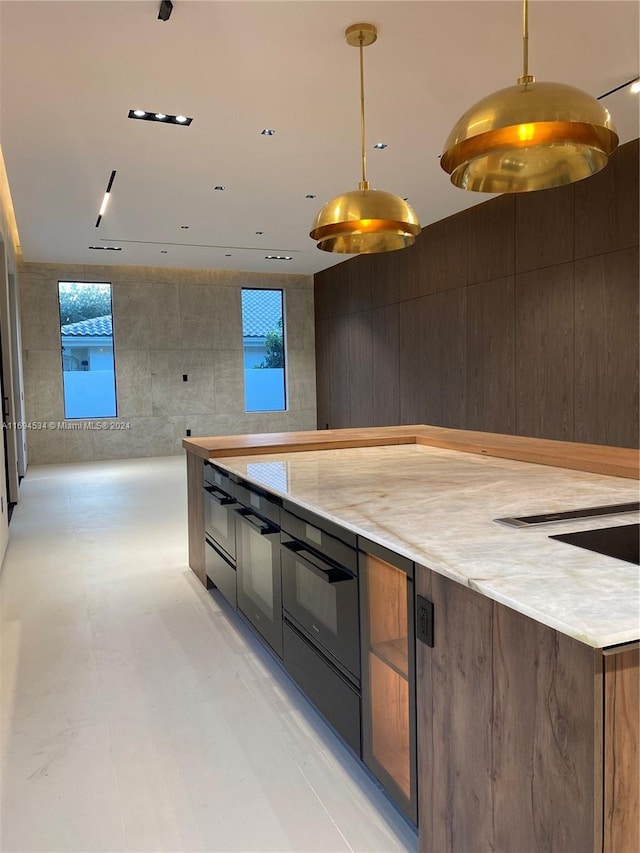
518;0;534;87
359;33;369;189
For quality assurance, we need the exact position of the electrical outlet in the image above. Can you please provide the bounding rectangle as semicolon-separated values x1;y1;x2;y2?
416;595;434;647
182;374;188;382
186;429;191;437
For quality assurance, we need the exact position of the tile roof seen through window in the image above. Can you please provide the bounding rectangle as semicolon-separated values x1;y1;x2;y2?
60;292;283;339
61;315;113;336
241;289;282;337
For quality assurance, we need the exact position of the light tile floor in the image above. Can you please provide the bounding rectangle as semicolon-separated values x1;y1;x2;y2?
0;456;417;853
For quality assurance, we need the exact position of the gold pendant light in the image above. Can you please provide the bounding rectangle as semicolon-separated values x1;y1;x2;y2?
441;0;619;193
310;23;421;253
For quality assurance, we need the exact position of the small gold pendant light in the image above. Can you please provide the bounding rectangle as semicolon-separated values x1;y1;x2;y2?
440;0;619;192
310;23;421;253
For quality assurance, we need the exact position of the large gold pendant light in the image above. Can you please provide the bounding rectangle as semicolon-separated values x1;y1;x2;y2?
440;0;619;192
310;23;420;253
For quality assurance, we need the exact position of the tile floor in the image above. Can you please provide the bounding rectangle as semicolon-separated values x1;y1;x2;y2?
0;456;417;852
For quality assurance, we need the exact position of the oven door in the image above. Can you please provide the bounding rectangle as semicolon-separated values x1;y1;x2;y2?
281;539;360;681
203;484;236;561
236;507;283;658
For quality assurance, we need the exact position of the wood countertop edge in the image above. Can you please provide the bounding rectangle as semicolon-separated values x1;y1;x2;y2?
182;426;640;480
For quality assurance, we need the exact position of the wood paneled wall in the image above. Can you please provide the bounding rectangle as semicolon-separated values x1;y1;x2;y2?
314;139;639;448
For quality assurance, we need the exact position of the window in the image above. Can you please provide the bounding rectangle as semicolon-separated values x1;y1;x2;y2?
58;282;117;418
241;288;286;412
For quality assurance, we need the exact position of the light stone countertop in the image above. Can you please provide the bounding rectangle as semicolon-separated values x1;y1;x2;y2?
212;443;640;649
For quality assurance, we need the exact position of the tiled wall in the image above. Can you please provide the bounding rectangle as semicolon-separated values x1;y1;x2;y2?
20;263;316;463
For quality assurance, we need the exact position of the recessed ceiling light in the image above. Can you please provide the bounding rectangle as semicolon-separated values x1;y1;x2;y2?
255;231;264;235
631;80;640;94
95;169;116;228
373;142;388;149
305;194;316;199
214;186;225;191
265;255;292;260
180;225;189;229
88;246;122;251
261;129;276;136
128;109;193;126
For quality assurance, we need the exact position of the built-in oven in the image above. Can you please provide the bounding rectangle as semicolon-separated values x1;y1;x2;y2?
203;462;238;609
235;479;283;658
280;503;361;755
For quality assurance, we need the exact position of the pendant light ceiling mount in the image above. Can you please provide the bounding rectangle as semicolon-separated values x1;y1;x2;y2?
310;23;420;254
441;0;619;193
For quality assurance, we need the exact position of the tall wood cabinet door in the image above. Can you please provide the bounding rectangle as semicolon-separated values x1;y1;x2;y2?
371;303;400;426
417;569;603;853
314;319;331;429
604;648;639;853
466;276;515;434
416;566;493;853
515;262;575;440
348;311;373;427
574;137;639;259
574;246;640;448
492;601;602;853
327;315;351;428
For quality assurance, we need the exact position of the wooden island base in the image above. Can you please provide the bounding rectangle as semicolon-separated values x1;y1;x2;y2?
417;567;639;853
183;425;639;852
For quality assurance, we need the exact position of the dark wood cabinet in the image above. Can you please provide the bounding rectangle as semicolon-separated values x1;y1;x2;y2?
515;262;575;440
371;303;400;426
312;139;638;449
604;648;639;853
314;318;331;429
348;311;374;427
400;289;467;429
422;289;467;429
399;296;429;425
466;276;515;434
515;182;574;273
574;246;640;448
347;254;373;314
417;568;493;851
327;314;351;429
416;565;639;853
467;194;515;285
574;137;639;260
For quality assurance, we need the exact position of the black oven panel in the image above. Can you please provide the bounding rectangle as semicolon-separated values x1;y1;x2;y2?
234;482;283;659
202;474;237;562
281;506;357;573
281;535;360;681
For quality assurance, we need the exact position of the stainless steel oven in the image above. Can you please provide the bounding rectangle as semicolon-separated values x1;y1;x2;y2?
235;479;283;658
203;462;238;608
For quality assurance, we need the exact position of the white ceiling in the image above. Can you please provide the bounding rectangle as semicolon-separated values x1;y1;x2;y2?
1;0;638;276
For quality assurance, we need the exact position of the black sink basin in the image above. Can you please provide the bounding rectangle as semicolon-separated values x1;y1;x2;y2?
550;524;639;565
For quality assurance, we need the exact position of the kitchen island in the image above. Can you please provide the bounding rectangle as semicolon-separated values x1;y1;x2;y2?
183;426;639;852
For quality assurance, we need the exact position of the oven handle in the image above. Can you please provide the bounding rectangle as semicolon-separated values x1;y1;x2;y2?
203;485;235;506
281;540;354;584
235;507;279;536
